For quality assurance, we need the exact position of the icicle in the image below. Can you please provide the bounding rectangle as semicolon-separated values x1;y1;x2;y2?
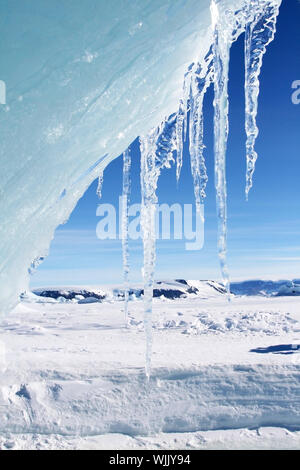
139;118;176;378
175;67;192;183
135;0;282;376
122;148;131;327
96;171;103;199
189;53;213;212
211;0;231;296
245;1;280;199
140;129;159;379
175;103;184;183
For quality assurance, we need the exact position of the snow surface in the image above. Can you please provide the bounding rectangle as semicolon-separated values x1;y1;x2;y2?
0;287;299;450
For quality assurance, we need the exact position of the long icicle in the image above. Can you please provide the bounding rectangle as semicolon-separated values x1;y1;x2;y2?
245;1;280;199
135;0;282;376
139;116;177;378
175;101;184;183
175;67;192;183
122;148;131;327
140;129;159;379
189;54;213;212
211;0;230;296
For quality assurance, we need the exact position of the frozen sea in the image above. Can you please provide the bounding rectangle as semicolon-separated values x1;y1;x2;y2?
0;281;299;450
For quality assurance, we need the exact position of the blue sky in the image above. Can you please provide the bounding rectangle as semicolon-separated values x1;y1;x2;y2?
30;0;300;288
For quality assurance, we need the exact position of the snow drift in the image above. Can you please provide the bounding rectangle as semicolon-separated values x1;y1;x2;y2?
1;293;299;439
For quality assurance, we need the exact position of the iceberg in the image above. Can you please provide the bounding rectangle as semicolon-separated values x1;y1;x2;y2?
0;0;281;331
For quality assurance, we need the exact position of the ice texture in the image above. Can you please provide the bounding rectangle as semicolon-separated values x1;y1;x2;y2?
0;0;213;314
211;0;232;296
0;0;281;321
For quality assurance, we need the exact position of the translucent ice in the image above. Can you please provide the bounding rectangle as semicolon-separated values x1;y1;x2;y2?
0;0;213;314
140;117;177;377
140;131;158;378
0;0;281;319
188;53;213;211
137;0;281;373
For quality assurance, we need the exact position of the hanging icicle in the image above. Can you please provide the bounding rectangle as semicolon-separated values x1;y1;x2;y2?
136;0;282;376
245;0;280;199
175;68;192;183
140;117;177;378
122;148;131;327
189;52;213;212
211;0;231;296
140;129;159;379
175;102;185;183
